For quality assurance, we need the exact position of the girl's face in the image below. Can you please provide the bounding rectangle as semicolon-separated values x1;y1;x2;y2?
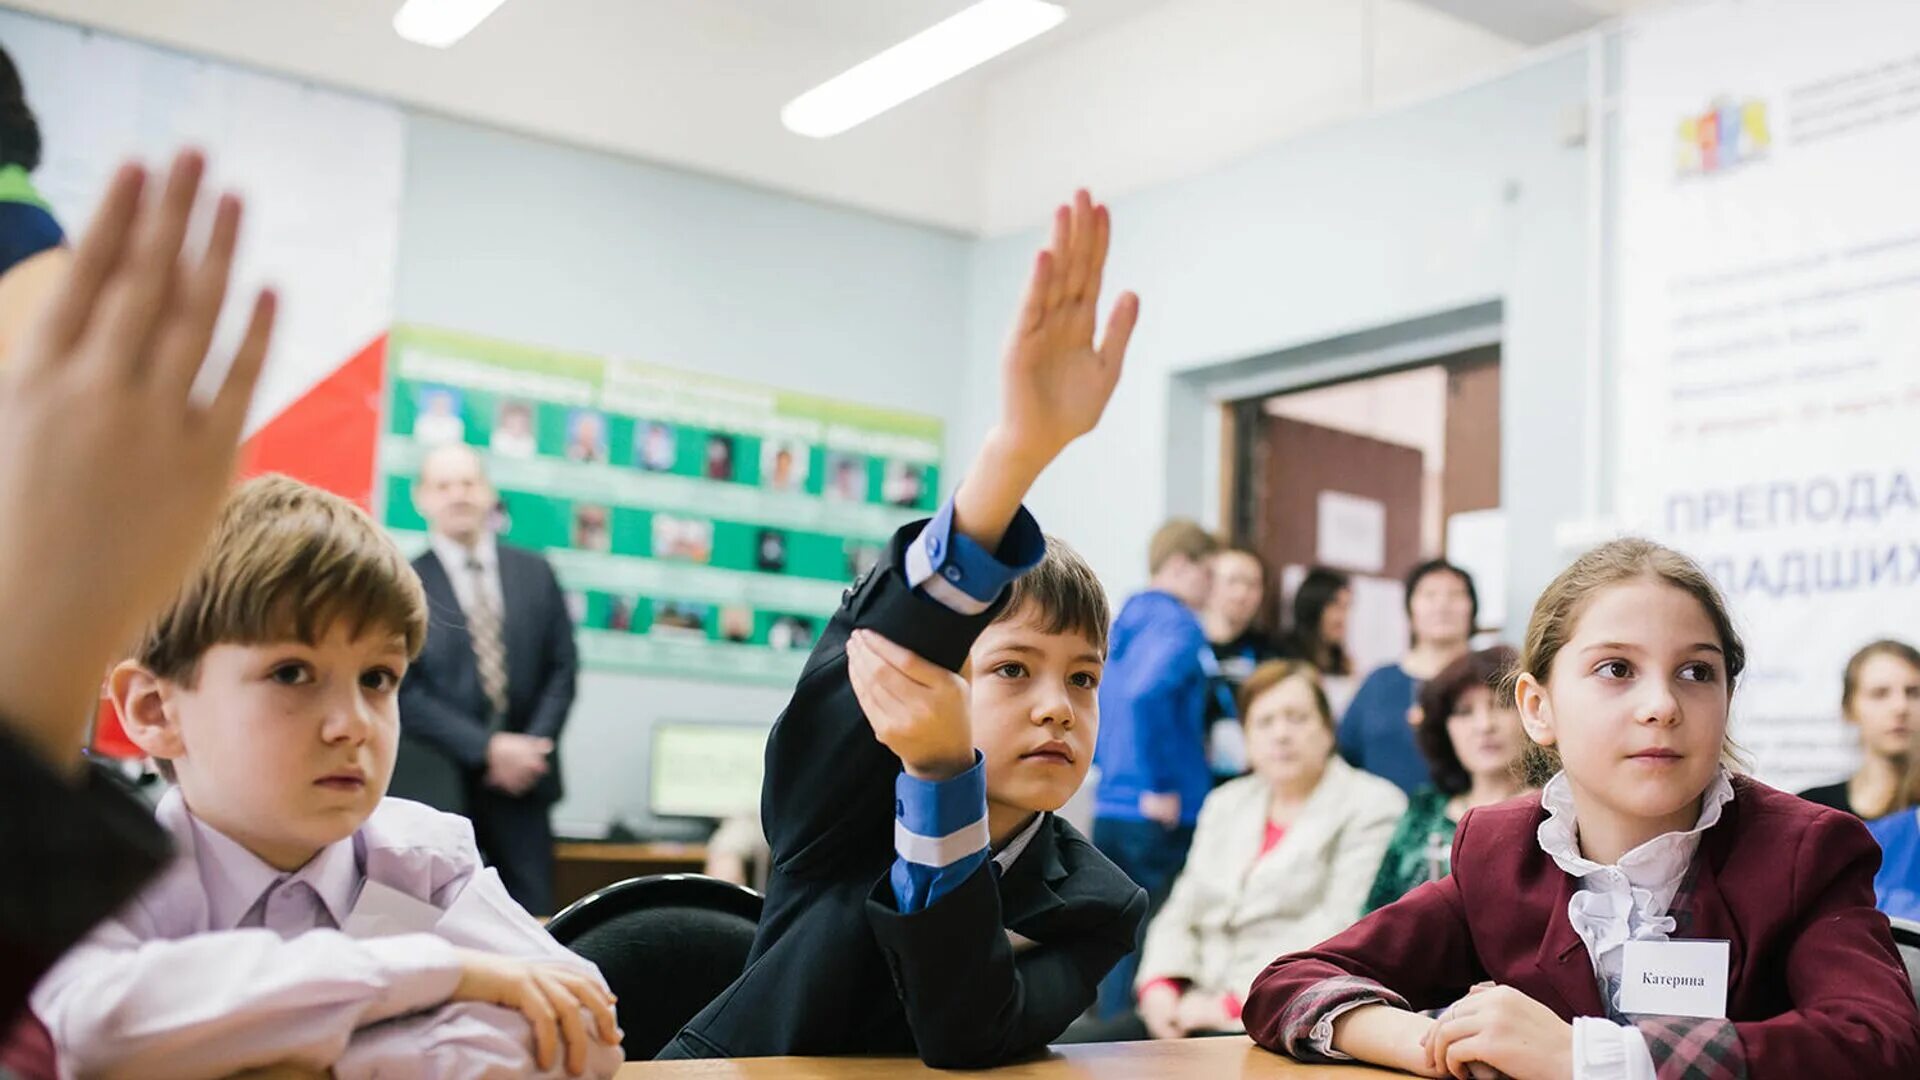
1244;675;1335;790
1206;552;1266;633
1517;578;1729;830
1848;652;1920;761
1409;571;1474;648
1446;684;1526;781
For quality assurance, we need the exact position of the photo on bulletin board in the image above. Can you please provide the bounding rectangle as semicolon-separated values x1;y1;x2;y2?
761;438;809;493
412;384;466;446
825;452;869;503
492;399;538;459
635;421;677;472
566;409;610;464
377;324;944;686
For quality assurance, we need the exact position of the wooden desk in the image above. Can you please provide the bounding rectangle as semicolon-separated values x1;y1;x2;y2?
552;841;709;912
614;1036;1401;1078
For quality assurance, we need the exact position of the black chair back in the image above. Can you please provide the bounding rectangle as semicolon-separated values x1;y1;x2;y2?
1891;916;1920;1008
544;873;762;1060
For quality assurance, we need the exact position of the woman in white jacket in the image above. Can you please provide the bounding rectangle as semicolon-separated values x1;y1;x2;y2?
1133;660;1406;1039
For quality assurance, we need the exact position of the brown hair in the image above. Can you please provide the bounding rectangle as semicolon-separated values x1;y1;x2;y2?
1148;519;1219;574
999;535;1112;656
137;475;429;685
1239;660;1335;735
1416;646;1519;796
1841;639;1920;815
1508;538;1746;785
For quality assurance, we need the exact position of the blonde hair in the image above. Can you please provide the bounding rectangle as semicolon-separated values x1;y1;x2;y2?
1148;519;1219;574
1239;660;1334;735
137;475;429;685
1508;538;1746;785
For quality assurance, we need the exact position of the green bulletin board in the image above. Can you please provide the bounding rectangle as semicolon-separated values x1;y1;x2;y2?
377;325;943;686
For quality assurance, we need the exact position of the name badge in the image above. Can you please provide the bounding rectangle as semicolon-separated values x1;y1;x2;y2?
1617;939;1729;1018
342;880;445;939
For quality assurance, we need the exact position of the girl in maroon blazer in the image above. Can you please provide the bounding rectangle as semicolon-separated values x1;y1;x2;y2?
1244;538;1920;1080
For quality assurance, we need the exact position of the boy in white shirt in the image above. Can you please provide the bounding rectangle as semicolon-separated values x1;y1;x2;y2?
32;475;622;1080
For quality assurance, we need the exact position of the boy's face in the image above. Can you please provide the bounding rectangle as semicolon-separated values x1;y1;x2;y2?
965;608;1102;815
123;620;409;871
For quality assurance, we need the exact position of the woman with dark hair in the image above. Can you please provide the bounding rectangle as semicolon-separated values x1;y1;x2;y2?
1799;639;1920;819
0;45;69;363
1362;646;1528;912
1277;566;1353;713
1335;559;1478;795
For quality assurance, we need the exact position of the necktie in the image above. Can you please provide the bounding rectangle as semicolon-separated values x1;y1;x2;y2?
466;554;510;725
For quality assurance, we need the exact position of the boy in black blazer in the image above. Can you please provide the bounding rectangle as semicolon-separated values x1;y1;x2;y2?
660;190;1146;1066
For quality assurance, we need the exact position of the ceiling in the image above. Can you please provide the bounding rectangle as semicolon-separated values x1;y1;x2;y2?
0;0;1668;233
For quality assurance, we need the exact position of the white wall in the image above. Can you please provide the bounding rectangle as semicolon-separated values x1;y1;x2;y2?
958;48;1593;639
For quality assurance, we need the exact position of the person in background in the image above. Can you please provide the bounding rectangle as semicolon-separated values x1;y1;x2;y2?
1363;645;1529;912
1868;797;1920;920
0;45;70;364
703;812;770;892
1337;559;1476;796
1124;662;1403;1041
0;148;272;1032
398;444;580;916
1199;546;1280;781
1278;567;1354;713
1799;639;1920;819
1091;518;1218;1019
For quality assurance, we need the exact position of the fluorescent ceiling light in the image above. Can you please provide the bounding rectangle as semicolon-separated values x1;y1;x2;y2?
782;0;1067;138
393;0;510;49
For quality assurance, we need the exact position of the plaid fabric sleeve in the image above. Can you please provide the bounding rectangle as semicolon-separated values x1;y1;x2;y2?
1634;1016;1748;1080
1278;974;1411;1061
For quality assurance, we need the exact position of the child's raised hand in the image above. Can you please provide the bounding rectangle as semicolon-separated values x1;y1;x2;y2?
846;629;974;781
0;150;275;765
992;189;1138;470
1421;984;1569;1080
451;950;621;1077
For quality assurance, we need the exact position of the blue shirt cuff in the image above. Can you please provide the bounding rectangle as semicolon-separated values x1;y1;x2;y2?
890;751;989;912
903;496;1046;616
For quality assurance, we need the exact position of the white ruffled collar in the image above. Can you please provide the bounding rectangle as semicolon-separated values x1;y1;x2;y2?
1536;766;1734;885
1536;767;1736;1011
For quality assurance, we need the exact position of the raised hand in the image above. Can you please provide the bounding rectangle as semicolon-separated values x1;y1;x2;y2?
846;630;974;781
0;149;276;766
994;188;1139;466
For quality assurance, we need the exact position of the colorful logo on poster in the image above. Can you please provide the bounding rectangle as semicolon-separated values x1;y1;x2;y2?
1676;96;1770;178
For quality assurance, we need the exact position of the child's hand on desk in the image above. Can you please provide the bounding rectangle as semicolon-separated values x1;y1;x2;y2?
1175;990;1235;1035
452;950;621;1077
846;630;973;782
0;149;275;765
1422;984;1566;1080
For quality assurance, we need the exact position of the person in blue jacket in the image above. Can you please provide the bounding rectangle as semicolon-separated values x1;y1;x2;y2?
1090;518;1218;1018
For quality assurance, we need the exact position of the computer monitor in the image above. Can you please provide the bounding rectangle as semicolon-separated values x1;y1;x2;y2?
648;721;770;820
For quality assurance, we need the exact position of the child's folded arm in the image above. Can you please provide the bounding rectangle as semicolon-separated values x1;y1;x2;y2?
763;506;1043;878
865;860;1147;1068
333;1001;622;1080
29;923;460;1080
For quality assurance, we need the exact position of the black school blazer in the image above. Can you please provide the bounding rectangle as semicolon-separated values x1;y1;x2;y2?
658;520;1146;1066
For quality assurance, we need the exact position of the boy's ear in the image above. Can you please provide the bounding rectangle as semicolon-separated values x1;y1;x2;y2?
110;660;186;765
1515;671;1556;748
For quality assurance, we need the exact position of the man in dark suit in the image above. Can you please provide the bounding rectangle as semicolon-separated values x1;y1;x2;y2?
397;443;578;914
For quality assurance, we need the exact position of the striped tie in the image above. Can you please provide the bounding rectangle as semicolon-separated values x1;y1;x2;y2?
466;555;510;726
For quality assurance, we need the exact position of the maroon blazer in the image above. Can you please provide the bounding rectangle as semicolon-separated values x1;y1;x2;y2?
1244;777;1920;1080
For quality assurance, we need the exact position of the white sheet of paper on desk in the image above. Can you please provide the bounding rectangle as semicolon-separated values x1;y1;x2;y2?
342;880;445;939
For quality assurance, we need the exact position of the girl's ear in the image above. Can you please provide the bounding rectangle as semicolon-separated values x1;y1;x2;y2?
1515;671;1557;748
